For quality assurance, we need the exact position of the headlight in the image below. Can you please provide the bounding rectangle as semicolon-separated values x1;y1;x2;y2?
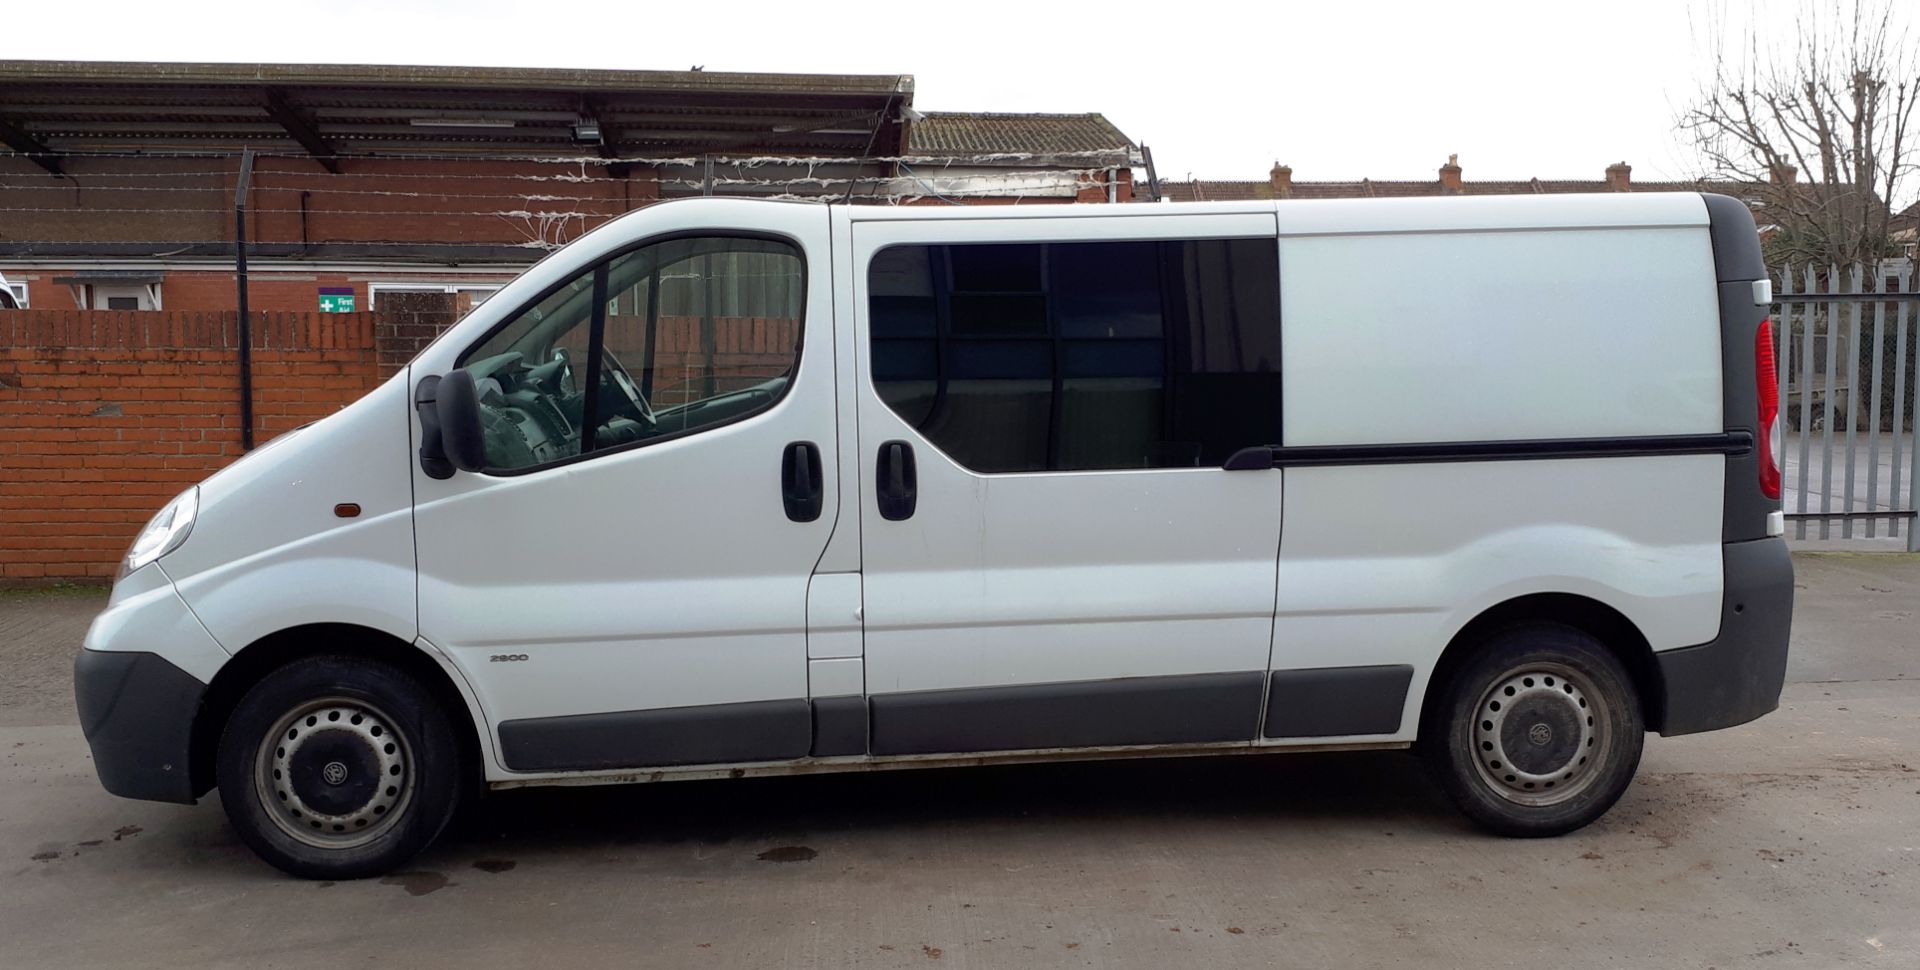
120;487;199;579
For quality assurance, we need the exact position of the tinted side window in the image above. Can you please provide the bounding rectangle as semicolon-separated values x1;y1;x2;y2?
460;236;804;472
869;238;1281;473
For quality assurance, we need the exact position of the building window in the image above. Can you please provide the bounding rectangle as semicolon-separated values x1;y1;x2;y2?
869;238;1282;474
369;282;505;312
89;284;159;310
0;281;24;309
52;274;162;310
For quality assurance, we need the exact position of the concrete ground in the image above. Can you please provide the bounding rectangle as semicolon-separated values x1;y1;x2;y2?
2;556;1917;969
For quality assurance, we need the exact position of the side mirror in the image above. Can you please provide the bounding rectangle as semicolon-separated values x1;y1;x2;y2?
435;369;488;473
413;375;454;480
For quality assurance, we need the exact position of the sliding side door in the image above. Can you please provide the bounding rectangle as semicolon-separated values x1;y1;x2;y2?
850;210;1285;756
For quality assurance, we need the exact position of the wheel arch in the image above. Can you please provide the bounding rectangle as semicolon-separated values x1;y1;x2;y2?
189;623;487;798
1419;593;1665;741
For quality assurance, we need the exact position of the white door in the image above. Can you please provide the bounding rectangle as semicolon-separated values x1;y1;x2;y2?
412;203;838;773
850;210;1286;755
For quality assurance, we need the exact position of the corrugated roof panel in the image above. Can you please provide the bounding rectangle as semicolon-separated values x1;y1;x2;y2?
0;60;913;159
909;112;1135;159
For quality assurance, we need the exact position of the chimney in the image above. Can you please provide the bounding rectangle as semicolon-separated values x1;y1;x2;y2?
1605;161;1632;191
1267;161;1297;197
1769;162;1798;185
1270;162;1293;199
1439;154;1463;193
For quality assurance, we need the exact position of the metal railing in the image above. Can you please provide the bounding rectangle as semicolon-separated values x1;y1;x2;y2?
1773;259;1920;548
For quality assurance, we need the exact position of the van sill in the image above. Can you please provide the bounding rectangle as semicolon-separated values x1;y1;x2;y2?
486;739;1412;790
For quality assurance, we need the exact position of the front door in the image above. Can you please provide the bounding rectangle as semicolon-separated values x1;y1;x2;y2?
412;203;838;773
850;210;1286;755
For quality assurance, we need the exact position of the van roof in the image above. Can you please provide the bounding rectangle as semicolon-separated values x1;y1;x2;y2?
831;192;1712;233
610;193;1713;239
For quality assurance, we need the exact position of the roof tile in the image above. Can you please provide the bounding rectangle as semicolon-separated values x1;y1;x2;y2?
909;112;1135;160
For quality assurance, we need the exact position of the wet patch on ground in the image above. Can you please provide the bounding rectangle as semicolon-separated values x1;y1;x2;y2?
755;845;817;863
380;870;450;896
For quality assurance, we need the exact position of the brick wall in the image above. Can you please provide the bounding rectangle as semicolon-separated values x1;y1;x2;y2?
0;309;389;582
0;154;660;252
0;304;797;581
600;315;799;406
242;156;659;249
373;292;460;375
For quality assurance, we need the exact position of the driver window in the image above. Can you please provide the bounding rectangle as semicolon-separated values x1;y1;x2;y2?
458;235;805;472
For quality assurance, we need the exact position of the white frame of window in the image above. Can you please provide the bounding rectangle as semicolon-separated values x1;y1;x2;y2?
0;280;25;308
367;282;504;309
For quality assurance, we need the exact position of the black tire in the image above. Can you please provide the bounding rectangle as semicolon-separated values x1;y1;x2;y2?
1421;623;1644;837
216;655;463;879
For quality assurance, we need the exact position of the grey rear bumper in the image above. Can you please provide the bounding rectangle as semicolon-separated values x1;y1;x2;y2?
1653;538;1793;736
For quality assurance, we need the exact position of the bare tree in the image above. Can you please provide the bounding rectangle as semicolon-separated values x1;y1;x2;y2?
1682;1;1918;267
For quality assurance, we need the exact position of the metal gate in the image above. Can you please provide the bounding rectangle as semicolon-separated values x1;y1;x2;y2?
1772;259;1920;548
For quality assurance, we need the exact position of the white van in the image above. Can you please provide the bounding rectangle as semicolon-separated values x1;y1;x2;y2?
76;194;1792;878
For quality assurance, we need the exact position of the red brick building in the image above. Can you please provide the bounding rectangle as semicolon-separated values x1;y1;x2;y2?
1160;156;1742;203
0;61;1140;315
899;112;1138;204
1154;156;1908;255
0;61;1142;579
1895;202;1919;255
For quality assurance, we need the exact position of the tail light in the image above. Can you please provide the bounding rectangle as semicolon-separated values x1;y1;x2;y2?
1755;318;1782;500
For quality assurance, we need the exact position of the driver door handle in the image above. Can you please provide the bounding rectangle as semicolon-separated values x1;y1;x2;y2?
781;441;823;522
875;440;916;521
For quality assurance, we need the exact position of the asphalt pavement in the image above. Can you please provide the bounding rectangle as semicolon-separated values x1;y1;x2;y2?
2;554;1916;969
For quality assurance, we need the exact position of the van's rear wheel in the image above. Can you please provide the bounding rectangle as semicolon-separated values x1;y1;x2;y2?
1423;624;1643;837
217;656;462;879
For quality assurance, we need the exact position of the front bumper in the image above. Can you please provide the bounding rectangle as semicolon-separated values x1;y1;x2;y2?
74;648;208;804
75;565;228;805
1653;537;1794;736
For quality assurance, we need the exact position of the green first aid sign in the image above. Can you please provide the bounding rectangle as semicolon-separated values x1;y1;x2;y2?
318;289;356;312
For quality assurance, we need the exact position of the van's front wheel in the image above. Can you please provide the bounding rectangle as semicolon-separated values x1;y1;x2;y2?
1423;625;1644;837
216;656;462;879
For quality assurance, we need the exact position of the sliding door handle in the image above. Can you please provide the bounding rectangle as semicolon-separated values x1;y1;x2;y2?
781;441;823;522
875;439;917;521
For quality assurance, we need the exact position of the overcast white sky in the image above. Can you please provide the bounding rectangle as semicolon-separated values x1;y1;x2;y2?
5;0;1908;186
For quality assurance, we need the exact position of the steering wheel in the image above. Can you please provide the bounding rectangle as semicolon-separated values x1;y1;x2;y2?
598;349;656;428
522;346;579;398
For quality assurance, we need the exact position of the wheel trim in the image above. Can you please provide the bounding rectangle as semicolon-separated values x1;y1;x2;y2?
1468;661;1611;808
254;697;415;850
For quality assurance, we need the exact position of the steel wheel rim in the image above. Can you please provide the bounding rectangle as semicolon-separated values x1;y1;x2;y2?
1468;661;1610;807
253;696;414;849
